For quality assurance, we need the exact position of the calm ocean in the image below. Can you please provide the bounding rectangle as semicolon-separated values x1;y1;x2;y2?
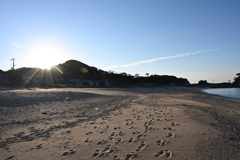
202;88;240;100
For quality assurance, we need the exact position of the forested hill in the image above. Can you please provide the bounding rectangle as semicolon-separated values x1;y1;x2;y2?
6;59;190;85
50;60;190;85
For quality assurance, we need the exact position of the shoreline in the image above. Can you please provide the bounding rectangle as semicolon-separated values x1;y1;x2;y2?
202;87;240;100
0;87;239;159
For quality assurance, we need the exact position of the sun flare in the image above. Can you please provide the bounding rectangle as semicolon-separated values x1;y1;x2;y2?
27;43;67;69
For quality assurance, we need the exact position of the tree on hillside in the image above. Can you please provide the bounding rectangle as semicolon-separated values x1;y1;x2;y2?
198;80;208;85
233;73;240;86
134;74;139;78
120;72;127;76
145;73;149;83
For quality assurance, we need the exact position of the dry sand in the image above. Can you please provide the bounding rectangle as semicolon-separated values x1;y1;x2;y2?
0;87;239;160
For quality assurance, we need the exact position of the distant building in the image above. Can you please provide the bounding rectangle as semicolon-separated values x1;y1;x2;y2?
41;76;54;86
99;80;110;86
144;83;154;86
69;79;80;83
183;82;191;86
0;70;9;83
73;79;110;87
22;73;40;85
78;80;95;86
22;73;53;86
54;78;65;84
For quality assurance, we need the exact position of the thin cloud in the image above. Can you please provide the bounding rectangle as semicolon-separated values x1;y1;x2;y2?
104;49;219;70
11;42;21;48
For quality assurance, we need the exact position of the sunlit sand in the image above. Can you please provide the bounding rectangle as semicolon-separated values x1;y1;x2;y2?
0;87;239;159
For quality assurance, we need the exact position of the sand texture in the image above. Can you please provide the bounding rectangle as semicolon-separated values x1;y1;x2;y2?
0;87;240;160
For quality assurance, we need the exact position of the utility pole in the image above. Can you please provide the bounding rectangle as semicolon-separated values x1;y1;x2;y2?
10;58;15;76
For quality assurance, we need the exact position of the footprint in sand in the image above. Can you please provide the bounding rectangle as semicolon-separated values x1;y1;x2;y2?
110;132;116;137
144;121;152;126
128;138;134;143
166;133;175;137
108;147;118;155
98;152;108;157
113;126;121;130
97;140;107;145
5;155;15;159
113;155;119;160
118;131;124;136
108;132;116;140
124;153;138;160
136;142;146;152
114;138;122;144
163;127;174;131
133;115;141;118
136;134;144;140
66;130;71;133
148;114;154;117
112;132;117;136
171;122;179;126
144;126;153;133
84;138;91;143
36;144;43;149
132;131;140;134
94;145;119;158
85;131;93;135
92;150;100;158
155;150;172;159
126;121;134;125
156;140;168;146
129;126;137;129
62;149;76;156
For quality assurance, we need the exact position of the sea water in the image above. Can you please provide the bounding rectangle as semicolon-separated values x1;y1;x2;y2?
202;88;240;100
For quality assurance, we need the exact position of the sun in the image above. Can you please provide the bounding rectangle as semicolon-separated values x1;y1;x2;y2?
27;43;67;69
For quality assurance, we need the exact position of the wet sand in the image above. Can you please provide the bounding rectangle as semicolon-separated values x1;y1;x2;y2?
0;87;239;160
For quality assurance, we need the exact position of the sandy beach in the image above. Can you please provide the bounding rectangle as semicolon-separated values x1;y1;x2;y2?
0;87;239;160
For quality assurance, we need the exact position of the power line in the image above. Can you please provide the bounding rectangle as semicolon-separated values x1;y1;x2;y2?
0;56;11;59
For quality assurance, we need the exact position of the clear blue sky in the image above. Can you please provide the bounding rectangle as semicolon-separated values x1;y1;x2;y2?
0;0;239;83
